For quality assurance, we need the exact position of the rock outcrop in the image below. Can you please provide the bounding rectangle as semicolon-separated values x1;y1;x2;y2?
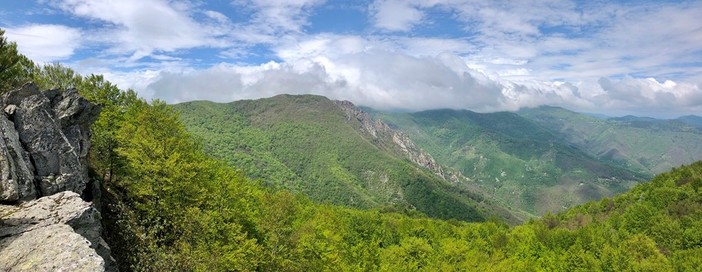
334;100;464;182
334;100;473;184
0;114;35;201
0;191;115;271
0;83;99;202
0;83;114;271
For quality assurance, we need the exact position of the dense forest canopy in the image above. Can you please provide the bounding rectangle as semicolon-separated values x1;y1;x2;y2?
2;29;702;271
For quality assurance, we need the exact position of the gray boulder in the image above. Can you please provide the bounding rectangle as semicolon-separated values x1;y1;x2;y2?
0;83;115;270
0;191;115;271
0;224;105;272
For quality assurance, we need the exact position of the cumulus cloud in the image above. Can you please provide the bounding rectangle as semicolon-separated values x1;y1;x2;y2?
370;0;426;32
4;24;81;63
48;0;228;59
137;39;701;118
138;47;570;112
594;77;702;116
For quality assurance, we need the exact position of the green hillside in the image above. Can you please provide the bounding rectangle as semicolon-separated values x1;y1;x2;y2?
107;87;702;270
174;95;516;223
106;87;702;270
106;96;702;270
373;109;645;216
677;115;702;129
519;106;702;174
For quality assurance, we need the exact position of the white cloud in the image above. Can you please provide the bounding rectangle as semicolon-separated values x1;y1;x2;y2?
7;0;700;117
138;33;702;117
371;0;426;32
594;77;702;116
230;0;325;44
48;0;228;59
140;46;528;111
4;24;81;63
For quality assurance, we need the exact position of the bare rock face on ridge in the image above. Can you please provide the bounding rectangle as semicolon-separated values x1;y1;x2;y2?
334;100;458;181
0;83;115;271
0;191;115;271
334;100;476;185
0;83;99;201
0;114;35;201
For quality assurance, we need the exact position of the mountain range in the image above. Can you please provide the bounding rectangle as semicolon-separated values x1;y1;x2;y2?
175;95;522;223
519;106;702;175
372;108;644;215
3;29;701;270
174;94;701;220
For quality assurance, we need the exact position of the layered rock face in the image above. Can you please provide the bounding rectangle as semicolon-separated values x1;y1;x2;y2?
334;100;473;184
0;83;99;201
334;100;463;182
0;83;114;271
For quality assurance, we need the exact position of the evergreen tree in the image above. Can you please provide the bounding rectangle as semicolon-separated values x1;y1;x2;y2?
0;28;34;92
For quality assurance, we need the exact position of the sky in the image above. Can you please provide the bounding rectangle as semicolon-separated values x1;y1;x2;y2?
1;0;701;117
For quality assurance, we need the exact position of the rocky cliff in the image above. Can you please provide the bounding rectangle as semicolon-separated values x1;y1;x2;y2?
0;83;115;271
334;100;467;183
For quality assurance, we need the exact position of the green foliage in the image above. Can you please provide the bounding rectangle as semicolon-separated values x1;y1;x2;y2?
102;99;702;271
0;28;34;92
112;97;702;271
373;109;644;215
31;63;81;90
174;97;491;222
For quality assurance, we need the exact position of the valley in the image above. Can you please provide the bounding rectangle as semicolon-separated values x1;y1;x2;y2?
519;106;702;175
373;108;645;215
175;95;523;223
176;94;700;219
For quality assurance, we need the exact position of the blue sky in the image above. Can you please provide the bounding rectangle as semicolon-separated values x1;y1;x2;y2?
1;0;701;117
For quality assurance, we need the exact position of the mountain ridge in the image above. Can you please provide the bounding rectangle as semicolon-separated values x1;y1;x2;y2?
175;94;701;219
175;94;525;223
372;107;645;215
518;105;702;174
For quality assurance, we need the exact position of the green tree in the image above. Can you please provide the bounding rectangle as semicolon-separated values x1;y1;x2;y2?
0;28;34;92
32;63;81;90
79;74;139;184
380;237;434;271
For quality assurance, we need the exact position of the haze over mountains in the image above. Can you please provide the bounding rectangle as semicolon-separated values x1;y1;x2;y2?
519;106;702;174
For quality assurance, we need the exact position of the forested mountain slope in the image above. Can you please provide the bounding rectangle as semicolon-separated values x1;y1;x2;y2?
119;89;702;270
174;95;522;223
373;109;645;215
519;106;702;174
676;115;702;129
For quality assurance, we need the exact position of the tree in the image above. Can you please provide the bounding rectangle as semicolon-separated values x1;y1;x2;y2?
79;74;139;184
380;237;434;271
0;28;34;92
32;63;81;90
